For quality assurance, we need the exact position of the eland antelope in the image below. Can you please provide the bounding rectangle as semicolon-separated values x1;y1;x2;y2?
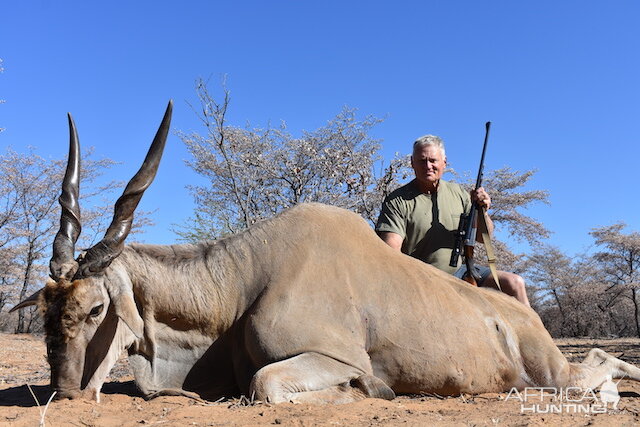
11;102;640;404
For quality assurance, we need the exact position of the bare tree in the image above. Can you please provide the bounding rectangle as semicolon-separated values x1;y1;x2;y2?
525;246;618;337
0;146;147;333
525;227;640;339
590;223;640;337
482;168;550;246
176;79;400;240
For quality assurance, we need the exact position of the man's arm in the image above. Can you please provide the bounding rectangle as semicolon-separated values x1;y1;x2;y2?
377;231;403;251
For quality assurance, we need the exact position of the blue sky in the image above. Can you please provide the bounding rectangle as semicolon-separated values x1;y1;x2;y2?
2;1;638;256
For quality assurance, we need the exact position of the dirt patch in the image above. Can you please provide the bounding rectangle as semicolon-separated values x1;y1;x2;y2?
2;333;640;426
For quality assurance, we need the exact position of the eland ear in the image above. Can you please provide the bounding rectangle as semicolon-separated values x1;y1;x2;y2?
113;292;144;339
9;288;44;313
104;268;144;339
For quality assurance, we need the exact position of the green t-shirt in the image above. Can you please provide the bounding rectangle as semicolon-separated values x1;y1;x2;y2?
375;179;471;274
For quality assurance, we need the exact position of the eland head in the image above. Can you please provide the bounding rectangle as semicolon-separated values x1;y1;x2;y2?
11;101;172;400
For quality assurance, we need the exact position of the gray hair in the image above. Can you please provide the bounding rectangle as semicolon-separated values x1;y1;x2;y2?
412;135;446;158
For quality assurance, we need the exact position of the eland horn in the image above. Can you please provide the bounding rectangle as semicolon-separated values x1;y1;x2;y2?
74;100;173;279
50;113;82;281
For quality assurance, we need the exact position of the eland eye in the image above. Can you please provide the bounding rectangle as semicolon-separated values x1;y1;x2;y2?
89;304;104;317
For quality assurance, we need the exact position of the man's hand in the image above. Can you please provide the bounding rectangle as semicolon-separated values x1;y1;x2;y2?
470;187;494;239
471;187;491;210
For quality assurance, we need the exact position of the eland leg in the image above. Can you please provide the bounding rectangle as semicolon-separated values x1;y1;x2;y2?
249;352;395;404
569;348;640;389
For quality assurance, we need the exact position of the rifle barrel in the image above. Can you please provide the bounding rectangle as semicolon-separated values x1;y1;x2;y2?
451;122;492;266
475;121;491;189
463;121;491;247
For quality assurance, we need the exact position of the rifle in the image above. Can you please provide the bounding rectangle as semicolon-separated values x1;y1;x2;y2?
449;121;491;286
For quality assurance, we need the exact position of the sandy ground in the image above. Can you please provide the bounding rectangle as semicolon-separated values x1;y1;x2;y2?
2;333;640;426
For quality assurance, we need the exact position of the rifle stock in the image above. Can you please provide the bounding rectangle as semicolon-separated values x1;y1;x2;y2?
462;245;481;286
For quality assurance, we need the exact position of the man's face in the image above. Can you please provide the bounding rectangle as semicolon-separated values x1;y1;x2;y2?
411;144;446;191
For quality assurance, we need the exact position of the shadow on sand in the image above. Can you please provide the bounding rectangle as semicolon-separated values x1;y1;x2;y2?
0;381;140;407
